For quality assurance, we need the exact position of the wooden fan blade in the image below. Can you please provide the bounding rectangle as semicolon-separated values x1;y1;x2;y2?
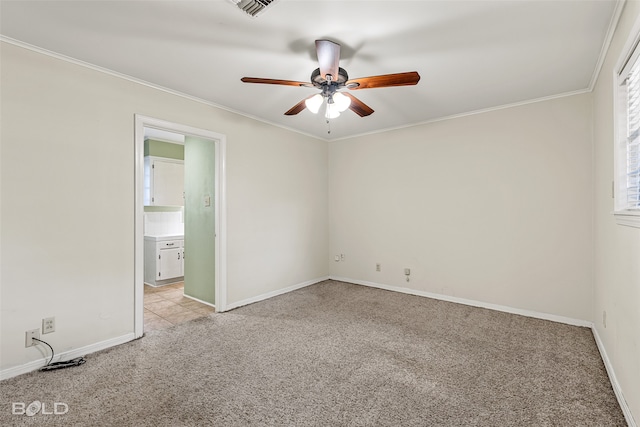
315;40;340;81
343;93;374;117
284;96;315;116
346;71;420;90
241;77;313;87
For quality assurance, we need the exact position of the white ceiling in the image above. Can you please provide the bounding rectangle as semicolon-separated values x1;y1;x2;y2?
0;0;620;140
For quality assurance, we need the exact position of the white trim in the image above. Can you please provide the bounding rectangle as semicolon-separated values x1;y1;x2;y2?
589;0;627;90
182;292;215;309
0;36;325;143
0;333;135;381
215;138;229;312
614;211;640;228
613;9;640;221
615;9;640;78
0;35;608;144
328;89;592;142
134;115;228;336
0;290;632;427
329;276;593;328
134;120;145;338
225;276;329;311
592;328;638;427
328;276;637;424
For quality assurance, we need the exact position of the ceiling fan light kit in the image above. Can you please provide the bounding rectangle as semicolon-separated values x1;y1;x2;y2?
331;92;351;113
241;39;420;120
325;102;341;120
304;94;323;114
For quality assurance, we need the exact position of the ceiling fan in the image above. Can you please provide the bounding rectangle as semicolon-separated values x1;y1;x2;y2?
241;40;420;119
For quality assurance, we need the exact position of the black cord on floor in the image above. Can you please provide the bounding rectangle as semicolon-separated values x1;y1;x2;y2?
32;337;54;366
31;337;86;371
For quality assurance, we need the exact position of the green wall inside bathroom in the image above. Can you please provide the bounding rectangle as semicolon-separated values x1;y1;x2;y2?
143;206;183;213
144;139;184;160
183;136;215;306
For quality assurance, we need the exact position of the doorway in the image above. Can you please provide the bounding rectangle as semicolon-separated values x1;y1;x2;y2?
134;115;227;338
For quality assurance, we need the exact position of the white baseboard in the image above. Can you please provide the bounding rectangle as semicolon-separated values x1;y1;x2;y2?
2;279;634;426
226;276;330;311
592;328;638;427
0;333;136;381
182;292;215;309
1;277;327;380
329;276;593;328
331;276;637;425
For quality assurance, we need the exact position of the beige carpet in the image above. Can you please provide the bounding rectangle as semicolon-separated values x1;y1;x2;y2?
0;280;627;426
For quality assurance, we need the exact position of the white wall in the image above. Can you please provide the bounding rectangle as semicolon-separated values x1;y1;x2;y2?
2;17;638;421
593;1;640;423
0;42;328;372
329;94;594;321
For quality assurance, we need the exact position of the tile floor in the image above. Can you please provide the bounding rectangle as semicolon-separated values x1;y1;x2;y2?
144;282;215;333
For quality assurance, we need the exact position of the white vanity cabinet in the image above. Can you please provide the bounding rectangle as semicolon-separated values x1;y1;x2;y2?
144;235;184;286
144;156;184;206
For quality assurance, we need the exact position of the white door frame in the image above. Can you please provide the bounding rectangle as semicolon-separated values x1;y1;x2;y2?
134;114;228;338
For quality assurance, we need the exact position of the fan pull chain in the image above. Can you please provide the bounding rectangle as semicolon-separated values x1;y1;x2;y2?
327;119;331;134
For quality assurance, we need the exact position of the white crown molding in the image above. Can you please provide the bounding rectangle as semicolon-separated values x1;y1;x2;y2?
328;88;592;142
0;36;325;142
589;0;627;90
0;34;602;144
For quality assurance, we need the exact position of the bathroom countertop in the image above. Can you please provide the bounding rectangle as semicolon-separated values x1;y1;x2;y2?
144;234;184;242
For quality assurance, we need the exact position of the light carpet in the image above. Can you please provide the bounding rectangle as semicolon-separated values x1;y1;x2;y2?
0;280;627;426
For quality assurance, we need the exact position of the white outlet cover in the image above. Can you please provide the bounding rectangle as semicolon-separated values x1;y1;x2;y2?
25;329;39;347
42;317;55;334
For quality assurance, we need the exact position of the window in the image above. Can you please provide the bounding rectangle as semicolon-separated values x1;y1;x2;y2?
614;29;640;228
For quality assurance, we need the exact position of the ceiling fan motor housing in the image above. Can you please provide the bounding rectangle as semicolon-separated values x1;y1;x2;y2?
311;67;349;87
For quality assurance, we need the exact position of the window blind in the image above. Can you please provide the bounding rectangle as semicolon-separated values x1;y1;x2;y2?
625;56;640;209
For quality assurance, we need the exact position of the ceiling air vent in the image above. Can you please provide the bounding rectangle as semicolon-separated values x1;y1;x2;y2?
230;0;277;18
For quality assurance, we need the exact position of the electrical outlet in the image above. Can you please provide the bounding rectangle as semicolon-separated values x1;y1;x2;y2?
334;255;340;262
25;329;40;347
42;317;55;334
340;254;345;261
404;268;411;275
376;263;381;272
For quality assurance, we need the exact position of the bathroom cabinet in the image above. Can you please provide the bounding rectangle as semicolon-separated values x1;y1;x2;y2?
144;236;184;286
144;156;184;206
